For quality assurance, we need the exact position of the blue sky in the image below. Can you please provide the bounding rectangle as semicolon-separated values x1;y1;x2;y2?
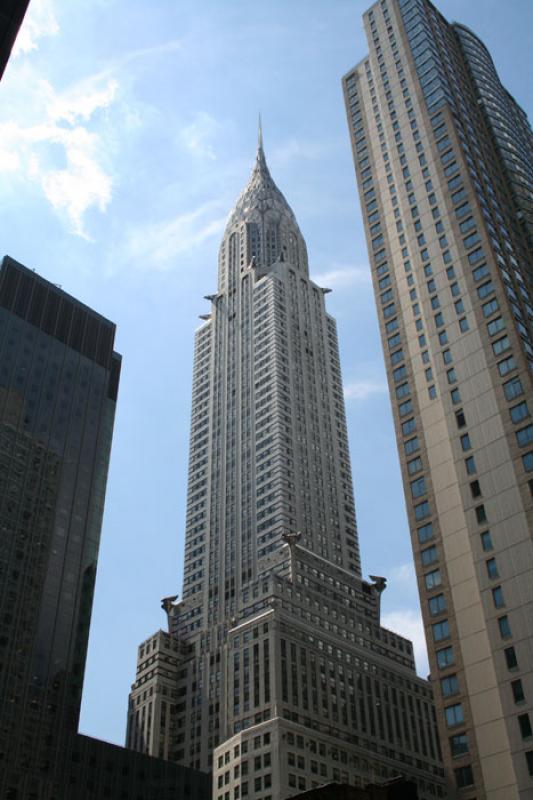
1;0;531;747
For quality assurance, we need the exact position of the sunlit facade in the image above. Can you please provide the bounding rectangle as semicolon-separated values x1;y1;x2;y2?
343;1;533;798
127;138;447;799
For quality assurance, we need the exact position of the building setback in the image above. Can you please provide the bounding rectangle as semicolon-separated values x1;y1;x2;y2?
0;256;210;799
126;134;448;799
342;1;533;798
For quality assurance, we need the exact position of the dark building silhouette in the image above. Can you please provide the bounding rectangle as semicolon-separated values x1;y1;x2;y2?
0;256;210;799
0;0;31;79
292;777;418;799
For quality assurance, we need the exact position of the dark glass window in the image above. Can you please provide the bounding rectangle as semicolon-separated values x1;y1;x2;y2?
455;765;474;788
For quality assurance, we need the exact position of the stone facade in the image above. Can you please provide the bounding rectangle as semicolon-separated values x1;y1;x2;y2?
127;137;448;799
342;2;533;798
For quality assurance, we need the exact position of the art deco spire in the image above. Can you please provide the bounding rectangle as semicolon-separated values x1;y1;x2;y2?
222;123;308;272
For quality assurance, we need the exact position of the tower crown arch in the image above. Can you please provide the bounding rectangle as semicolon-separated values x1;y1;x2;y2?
218;134;308;281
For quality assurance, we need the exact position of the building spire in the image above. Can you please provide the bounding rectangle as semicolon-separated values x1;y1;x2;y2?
258;112;263;152
256;112;267;169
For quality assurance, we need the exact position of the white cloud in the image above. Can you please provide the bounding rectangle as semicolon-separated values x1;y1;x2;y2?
179;112;220;161
272;138;324;165
381;609;429;678
48;78;119;125
343;379;387;401
2;32;184;239
123;203;227;270
0;74;118;238
313;265;370;289
13;0;59;56
390;562;416;585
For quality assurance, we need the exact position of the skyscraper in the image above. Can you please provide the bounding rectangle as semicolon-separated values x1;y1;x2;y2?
127;134;448;799
342;2;533;798
0;256;210;800
0;255;120;787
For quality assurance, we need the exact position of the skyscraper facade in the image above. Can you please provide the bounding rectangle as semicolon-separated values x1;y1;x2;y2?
127;137;448;799
0;256;211;800
0;256;121;789
342;2;533;798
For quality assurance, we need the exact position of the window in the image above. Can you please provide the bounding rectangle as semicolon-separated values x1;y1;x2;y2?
447;367;457;384
441;674;459;697
425;568;442;590
455;765;474;788
433;619;450;641
498;616;512;639
473;264;490;282
486;558;498;578
492;336;510;356
519;714;532;739
517;425;533;447
487;317;505;336
504;647;518;671
450;733;469;757
451;388;461;404
405;436;420;455
421;545;438;566
408;456;423;475
475;505;487;524
511;402;529;423
455;410;466;428
480;531;493;551
429;593;446;616
504;377;523;401
482;298;499;317
414;500;430;520
459;317;469;332
523;452;533;472
498;355;516;377
399;399;413;417
460;434;471;451
411;477;426;498
465;456;476;475
396;381;410;399
393;365;408;382
511;680;525;704
443;349;452;364
437;646;454;669
445;704;464;727
402;417;417;435
470;480;481;498
477;280;493;299
526;750;533;777
418;522;433;543
492;586;505;608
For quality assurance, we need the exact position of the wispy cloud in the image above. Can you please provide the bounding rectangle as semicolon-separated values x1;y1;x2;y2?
344;379;387;401
390;562;416;586
179;112;220;161
313;265;370;289
123;202;227;270
2;26;183;240
0;74;118;239
381;609;429;677
13;0;59;56
272;138;325;165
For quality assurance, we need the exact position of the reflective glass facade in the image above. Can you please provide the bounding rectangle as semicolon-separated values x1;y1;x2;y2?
0;256;121;792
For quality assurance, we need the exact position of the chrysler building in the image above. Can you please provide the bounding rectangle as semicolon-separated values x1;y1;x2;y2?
127;131;447;799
